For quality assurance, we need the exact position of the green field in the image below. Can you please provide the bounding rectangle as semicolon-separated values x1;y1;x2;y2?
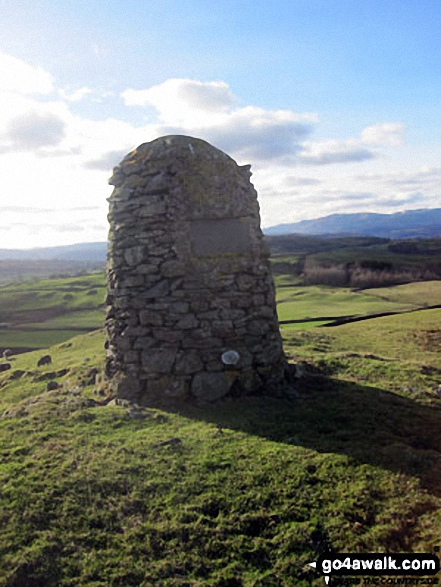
281;307;441;402
363;280;441;306
287;307;441;368
1;273;439;353
0;273;106;352
1;270;441;585
276;280;440;324
276;285;413;322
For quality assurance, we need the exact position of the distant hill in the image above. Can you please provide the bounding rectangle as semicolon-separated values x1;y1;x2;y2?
0;242;107;262
2;208;441;266
264;208;441;238
0;243;107;285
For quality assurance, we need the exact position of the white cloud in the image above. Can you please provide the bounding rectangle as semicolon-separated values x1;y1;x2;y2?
361;123;404;146
122;78;238;124
0;51;54;94
298;139;375;165
283;176;322;186
0;94;81;156
356;166;441;189
294;123;404;167
3;110;66;151
83;149;131;171
174;106;316;161
121;79;318;162
118;79;405;171
59;87;93;102
351;166;441;214
74;116;156;168
0;149;111;248
0;51;435;245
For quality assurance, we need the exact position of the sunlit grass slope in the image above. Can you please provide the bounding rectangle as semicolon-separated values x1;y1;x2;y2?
363;280;441;307
282;307;441;399
276;285;415;323
1;273;439;352
1;316;441;585
276;280;441;325
0;273;106;351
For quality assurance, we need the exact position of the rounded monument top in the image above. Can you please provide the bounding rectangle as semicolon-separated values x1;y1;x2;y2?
129;135;233;162
109;135;251;188
140;134;224;152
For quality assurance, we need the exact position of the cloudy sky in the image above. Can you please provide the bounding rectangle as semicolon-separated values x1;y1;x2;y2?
0;0;440;248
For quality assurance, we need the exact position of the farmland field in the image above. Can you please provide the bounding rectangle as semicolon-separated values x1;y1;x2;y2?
1;271;440;353
0;273;106;353
363;280;441;306
276;279;441;326
276;284;414;323
1;267;441;585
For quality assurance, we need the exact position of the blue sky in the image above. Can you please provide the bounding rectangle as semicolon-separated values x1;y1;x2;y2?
0;0;440;247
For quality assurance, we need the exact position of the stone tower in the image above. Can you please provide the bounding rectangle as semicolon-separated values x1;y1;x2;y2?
105;135;286;403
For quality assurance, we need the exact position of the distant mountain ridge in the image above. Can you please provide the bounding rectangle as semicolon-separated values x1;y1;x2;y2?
0;242;107;285
1;208;441;265
0;242;107;262
264;208;441;238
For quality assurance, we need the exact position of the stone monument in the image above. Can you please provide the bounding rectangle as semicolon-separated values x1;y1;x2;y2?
105;135;287;403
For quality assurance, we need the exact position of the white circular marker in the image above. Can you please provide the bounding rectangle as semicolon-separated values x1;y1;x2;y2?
221;350;240;365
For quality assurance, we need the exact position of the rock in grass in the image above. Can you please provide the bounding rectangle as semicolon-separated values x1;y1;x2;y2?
154;437;182;447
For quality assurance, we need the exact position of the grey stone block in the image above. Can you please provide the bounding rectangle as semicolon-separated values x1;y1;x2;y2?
175;351;203;374
141;348;177;373
191;372;233;402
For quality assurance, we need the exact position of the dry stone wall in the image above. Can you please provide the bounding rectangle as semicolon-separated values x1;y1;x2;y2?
105;135;287;403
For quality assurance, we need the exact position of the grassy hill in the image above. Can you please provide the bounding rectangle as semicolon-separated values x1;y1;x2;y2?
276;280;441;329
0;273;106;354
1;271;441;584
1;325;441;586
2;272;441;352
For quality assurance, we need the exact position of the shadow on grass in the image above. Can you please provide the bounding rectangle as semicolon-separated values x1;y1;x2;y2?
166;373;441;497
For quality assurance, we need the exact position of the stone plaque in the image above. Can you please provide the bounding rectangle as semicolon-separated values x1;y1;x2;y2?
190;218;251;256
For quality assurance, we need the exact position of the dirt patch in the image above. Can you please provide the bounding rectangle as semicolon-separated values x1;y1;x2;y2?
412;329;441;352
